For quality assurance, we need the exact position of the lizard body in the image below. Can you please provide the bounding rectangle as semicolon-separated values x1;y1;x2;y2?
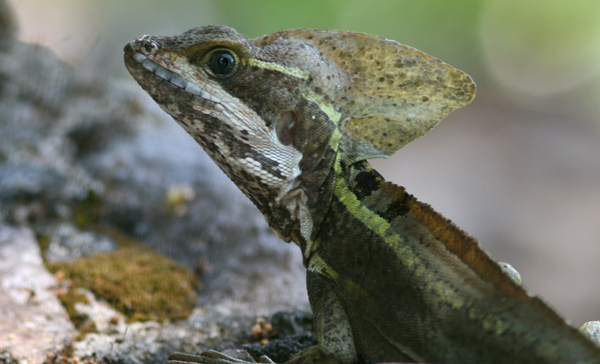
124;25;600;363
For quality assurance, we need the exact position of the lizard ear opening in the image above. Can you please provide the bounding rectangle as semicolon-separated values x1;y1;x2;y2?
276;110;298;146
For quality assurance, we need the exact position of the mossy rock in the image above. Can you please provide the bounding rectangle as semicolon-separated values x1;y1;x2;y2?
48;246;198;322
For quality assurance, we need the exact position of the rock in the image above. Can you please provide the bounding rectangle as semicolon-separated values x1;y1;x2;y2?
0;225;75;363
580;321;600;346
42;223;118;263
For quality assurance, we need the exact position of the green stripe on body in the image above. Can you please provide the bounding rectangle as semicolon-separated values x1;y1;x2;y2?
332;155;416;269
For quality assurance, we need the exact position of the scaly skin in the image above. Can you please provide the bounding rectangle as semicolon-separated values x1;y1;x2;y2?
124;26;600;363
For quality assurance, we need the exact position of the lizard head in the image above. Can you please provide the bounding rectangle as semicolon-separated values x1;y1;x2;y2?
124;25;475;246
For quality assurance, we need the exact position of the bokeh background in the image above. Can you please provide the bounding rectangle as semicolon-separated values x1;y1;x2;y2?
8;0;600;325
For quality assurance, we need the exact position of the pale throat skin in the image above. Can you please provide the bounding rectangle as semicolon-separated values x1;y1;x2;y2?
124;26;600;364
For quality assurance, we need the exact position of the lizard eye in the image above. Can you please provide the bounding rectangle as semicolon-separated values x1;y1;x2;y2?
207;48;238;78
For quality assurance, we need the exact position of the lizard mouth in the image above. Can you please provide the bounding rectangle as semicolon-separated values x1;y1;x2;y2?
123;41;217;111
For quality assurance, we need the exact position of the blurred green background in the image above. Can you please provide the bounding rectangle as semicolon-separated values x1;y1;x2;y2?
8;0;600;325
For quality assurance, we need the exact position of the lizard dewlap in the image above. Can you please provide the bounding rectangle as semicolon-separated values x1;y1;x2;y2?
125;26;600;364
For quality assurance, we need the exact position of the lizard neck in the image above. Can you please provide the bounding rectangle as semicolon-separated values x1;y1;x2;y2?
306;157;525;297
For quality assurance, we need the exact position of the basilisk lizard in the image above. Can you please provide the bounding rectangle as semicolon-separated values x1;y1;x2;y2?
124;26;600;364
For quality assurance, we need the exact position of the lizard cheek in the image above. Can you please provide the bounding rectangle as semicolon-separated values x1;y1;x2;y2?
276;110;298;146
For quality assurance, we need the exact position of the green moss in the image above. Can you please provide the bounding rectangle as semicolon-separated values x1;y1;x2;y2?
48;246;198;322
37;233;52;258
55;286;97;335
72;190;104;228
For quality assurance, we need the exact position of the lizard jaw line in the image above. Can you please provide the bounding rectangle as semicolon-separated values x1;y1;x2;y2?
127;46;221;104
